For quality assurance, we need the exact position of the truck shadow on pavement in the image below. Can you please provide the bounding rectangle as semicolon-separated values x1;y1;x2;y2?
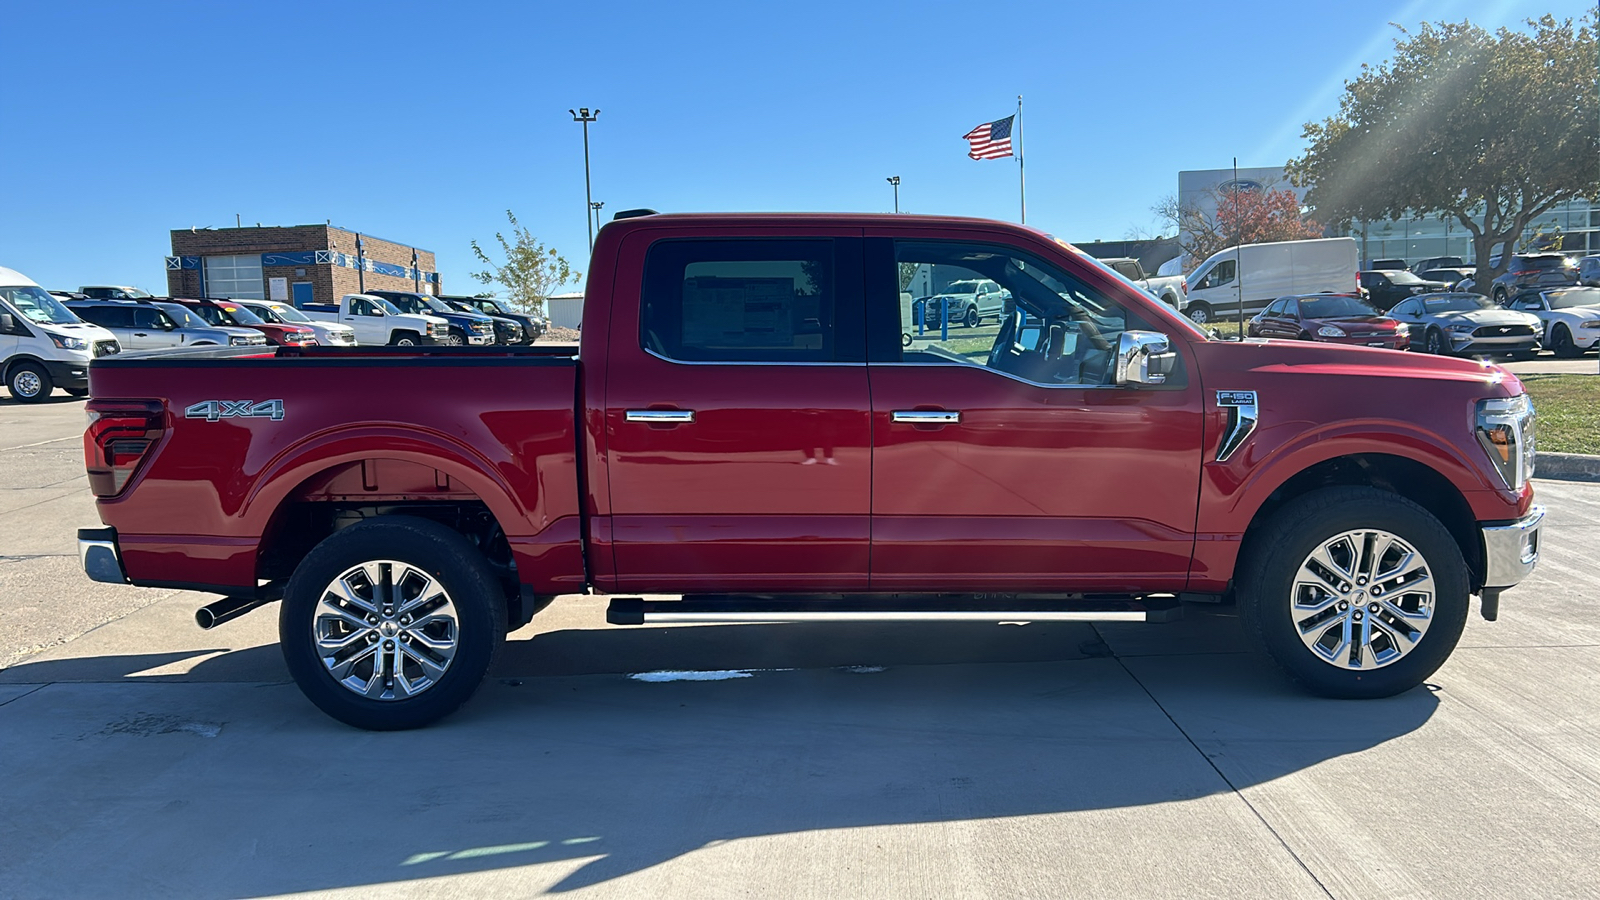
0;613;1439;895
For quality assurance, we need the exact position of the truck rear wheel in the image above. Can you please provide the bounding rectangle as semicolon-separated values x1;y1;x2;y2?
279;516;506;730
1187;302;1212;325
1237;486;1468;699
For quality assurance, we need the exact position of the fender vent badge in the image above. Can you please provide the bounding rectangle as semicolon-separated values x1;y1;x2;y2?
1215;391;1258;462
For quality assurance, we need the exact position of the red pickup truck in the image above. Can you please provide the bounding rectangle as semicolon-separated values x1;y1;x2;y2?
77;213;1544;730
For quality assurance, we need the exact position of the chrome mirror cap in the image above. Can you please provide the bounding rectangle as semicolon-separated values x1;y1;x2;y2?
1114;331;1175;386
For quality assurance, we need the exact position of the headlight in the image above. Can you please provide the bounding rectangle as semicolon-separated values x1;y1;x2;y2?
1475;395;1536;490
1580;320;1600;329
1449;323;1475;333
282;332;308;344
1317;325;1346;337
1392;323;1408;335
50;334;90;351
229;336;251;346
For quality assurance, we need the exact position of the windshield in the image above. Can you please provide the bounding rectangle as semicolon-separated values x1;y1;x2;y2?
214;302;265;325
1;285;82;325
1301;295;1380;318
1072;249;1212;340
1422;294;1496;313
155;303;208;328
1547;288;1600;309
372;296;403;315
266;303;312;323
1386;271;1424;284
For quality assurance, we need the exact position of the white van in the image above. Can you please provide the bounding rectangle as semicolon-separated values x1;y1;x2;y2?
1;266;120;402
1183;237;1359;326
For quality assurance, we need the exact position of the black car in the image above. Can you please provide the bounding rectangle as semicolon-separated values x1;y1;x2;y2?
1487;253;1576;304
441;295;548;342
1358;270;1449;310
438;297;525;345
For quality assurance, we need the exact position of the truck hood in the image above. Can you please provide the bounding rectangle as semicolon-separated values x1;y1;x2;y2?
1220;338;1522;390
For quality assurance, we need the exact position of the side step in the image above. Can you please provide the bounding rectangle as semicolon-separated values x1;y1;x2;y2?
605;595;1182;626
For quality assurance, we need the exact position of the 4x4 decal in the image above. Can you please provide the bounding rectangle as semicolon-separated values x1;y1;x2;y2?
183;400;285;422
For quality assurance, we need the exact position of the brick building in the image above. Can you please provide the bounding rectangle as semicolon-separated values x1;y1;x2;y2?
166;225;439;306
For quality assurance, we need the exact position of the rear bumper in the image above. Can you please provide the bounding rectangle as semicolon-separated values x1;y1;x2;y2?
78;527;128;584
1480;505;1544;591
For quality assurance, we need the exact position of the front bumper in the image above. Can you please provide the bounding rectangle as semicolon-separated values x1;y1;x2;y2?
78;527;128;584
1450;334;1540;354
43;359;91;390
1481;505;1544;591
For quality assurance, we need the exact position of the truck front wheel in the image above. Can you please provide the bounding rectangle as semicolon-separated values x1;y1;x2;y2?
390;332;421;347
279;516;506;730
1237;486;1468;699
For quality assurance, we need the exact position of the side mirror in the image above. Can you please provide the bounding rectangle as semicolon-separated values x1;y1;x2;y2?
1115;331;1176;386
0;313;14;333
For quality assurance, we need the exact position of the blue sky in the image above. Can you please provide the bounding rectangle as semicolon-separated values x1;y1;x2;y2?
1;0;1586;293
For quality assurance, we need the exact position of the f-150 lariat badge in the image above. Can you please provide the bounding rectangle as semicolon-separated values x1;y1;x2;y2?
1215;391;1258;462
184;400;285;422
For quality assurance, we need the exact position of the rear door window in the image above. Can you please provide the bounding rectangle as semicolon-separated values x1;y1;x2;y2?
641;239;860;362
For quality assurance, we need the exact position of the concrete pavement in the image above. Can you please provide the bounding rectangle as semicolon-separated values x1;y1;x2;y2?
2;396;1599;898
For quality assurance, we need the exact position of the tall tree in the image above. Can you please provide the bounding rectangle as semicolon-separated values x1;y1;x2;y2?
469;210;581;316
1156;187;1324;268
1288;15;1599;289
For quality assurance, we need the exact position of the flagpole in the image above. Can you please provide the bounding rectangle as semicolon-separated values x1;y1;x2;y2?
1017;94;1026;224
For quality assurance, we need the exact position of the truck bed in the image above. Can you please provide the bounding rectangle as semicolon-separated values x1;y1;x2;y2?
86;344;585;594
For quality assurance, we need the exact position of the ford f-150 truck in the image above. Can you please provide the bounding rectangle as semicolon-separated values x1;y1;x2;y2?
76;212;1545;730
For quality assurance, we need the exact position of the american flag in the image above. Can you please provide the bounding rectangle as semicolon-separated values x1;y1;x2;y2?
963;115;1014;160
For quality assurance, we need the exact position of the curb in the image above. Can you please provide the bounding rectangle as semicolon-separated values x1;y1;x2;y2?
1536;451;1600;483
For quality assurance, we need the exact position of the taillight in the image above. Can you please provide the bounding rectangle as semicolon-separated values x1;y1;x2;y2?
1181;278;1188;293
84;400;165;498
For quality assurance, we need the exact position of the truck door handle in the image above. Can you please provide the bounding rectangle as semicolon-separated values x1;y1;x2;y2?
891;410;961;424
626;409;696;424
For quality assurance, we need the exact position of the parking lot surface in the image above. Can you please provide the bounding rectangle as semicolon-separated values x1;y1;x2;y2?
1;393;1597;898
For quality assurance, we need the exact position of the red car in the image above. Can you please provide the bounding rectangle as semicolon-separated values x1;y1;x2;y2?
168;297;318;347
1247;293;1409;350
77;212;1541;729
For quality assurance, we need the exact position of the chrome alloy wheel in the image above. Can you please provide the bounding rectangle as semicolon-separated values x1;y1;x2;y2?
1291;529;1434;670
313;560;459;700
13;370;43;398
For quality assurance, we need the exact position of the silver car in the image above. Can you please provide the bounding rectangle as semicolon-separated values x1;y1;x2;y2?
1386;293;1542;358
65;300;268;351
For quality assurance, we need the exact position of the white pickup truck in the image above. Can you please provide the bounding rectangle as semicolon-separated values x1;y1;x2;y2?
1102;257;1187;311
300;293;448;346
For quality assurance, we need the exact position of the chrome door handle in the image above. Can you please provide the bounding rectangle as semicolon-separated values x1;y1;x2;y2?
626;409;696;424
891;410;961;424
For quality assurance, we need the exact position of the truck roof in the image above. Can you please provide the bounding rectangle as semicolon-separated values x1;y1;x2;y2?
602;211;1050;236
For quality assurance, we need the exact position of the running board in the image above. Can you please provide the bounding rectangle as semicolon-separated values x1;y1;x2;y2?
605;596;1182;626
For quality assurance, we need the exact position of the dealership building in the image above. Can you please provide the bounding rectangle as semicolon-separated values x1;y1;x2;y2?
1179;166;1600;267
166;225;439;306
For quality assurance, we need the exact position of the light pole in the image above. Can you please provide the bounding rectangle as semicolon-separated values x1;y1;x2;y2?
886;176;901;213
569;107;600;253
591;201;605;236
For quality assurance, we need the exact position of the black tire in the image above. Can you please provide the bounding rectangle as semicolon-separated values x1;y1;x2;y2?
1237;486;1469;699
1424;328;1448;355
901;332;913;347
1551;324;1581;358
64;387;89;398
390;331;420;347
1187;302;1212;325
1492;287;1507;306
963;307;979;329
279;516;507;730
444;329;466;347
6;362;52;403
